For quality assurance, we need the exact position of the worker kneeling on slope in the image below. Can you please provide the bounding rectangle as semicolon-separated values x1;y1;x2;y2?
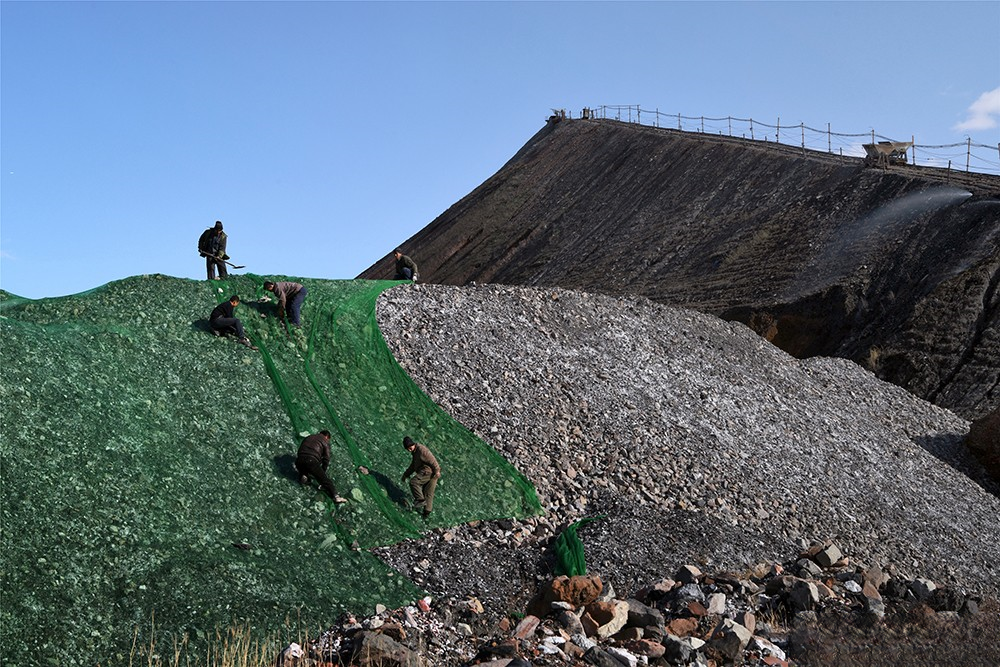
296;430;347;504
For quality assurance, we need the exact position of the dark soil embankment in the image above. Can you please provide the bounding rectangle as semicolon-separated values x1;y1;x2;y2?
361;118;1000;421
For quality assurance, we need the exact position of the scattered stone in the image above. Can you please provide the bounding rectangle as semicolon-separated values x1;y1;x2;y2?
736;611;755;635
352;631;425;667
666;617;698;637
706;592;726;615
584;600;629;639
606;646;639;667
582;646;621;667
788;580;820;612
625;638;665;658
676;564;703;585
911;578;938;600
814;543;843;568
625;597;663;629
710;618;752;660
513;615;540;640
529;574;602;616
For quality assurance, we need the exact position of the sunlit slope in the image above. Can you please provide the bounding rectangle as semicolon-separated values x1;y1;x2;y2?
0;274;540;664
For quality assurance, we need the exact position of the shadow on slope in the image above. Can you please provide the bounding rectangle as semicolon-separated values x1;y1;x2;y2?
0;275;540;665
910;433;1000;499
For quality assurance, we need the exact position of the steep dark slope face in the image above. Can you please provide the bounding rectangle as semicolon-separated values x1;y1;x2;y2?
361;119;1000;420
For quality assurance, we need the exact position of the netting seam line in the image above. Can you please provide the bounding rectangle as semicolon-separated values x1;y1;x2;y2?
246;289;366;545
236;277;417;542
364;282;544;517
304;286;422;538
327;285;422;536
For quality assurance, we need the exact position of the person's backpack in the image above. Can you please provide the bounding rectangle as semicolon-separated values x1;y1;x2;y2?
198;228;214;256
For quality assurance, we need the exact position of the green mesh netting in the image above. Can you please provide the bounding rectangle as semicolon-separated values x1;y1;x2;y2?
553;517;603;577
243;275;541;544
0;274;541;666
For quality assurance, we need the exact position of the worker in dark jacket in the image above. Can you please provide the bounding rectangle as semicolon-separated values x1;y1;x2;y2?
401;436;440;518
263;281;308;326
296;430;347;504
393;249;419;281
198;220;229;280
209;295;255;349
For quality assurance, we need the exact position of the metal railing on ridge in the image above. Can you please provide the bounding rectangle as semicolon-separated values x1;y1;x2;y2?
553;105;1000;177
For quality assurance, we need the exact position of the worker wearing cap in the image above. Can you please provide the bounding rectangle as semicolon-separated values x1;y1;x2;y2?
401;436;440;518
198;220;229;280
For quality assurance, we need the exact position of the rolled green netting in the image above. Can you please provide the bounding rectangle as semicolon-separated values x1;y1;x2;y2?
553;517;603;577
0;274;542;666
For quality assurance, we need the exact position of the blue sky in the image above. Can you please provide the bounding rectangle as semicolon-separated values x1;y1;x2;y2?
2;1;998;299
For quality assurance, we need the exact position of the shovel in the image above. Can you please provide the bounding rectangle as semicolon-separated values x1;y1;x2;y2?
200;252;245;269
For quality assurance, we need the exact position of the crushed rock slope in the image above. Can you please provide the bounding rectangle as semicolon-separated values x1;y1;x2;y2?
375;283;1000;609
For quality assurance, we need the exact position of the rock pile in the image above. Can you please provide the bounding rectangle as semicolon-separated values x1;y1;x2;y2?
275;282;1000;665
375;283;1000;601
281;540;988;666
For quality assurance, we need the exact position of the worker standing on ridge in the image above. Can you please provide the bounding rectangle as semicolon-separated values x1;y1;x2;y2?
401;436;440;518
296;430;347;504
198;220;229;280
263;280;308;327
209;295;256;350
393;249;419;282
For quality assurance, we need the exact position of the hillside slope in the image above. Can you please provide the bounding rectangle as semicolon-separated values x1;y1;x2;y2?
0;276;539;665
360;119;1000;421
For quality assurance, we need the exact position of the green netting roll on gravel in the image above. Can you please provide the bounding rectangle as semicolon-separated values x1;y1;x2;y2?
0;274;541;666
553;517;602;577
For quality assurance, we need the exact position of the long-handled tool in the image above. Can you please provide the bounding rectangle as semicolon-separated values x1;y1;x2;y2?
199;253;245;269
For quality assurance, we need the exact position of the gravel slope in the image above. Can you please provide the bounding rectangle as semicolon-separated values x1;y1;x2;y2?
373;283;1000;615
